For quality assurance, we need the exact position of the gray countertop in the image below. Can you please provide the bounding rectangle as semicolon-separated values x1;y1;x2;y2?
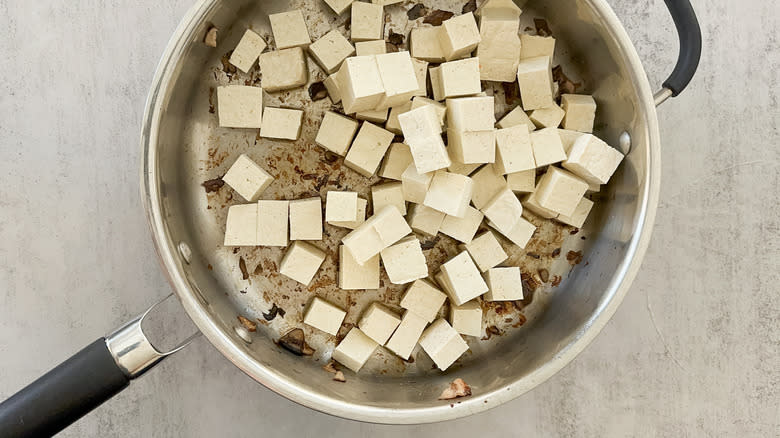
1;0;778;436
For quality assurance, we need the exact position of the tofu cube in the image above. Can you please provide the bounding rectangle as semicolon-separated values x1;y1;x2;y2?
530;127;567;167
410;27;445;62
303;296;346;335
439;251;489;305
463;230;507;272
439;205;484;244
429;65;445;101
484;267;523;301
400;163;433;203
324;72;343;103
506;169;536;193
522;191;558;219
339;55;385;113
497;105;535;131
351;2;384;42
257;48;308;92
371;182;406;215
380;236;428;284
385;311;428;359
447;129;496;164
556;196;594;228
358;303;402;344
260;107;303;140
407;203;446;236
448;158;481;176
410;97;446;132
229;29;267;73
356;107;389;123
315;111;359;156
379;142;413;180
534;166;589;216
476;15;521;82
446;96;495;132
400;279;447;322
519;34;556;59
217;86;263;128
449;300;482;337
529;102;565;129
326;191;359;222
494;124;535;175
439;57;482;99
516;56;554;110
412;58;429;96
269;10;310;49
289;197;322;241
398;105;451;173
561;94;597;133
308;29;355;74
423;171;473;218
332;328;378;372
470;163;508;209
376;51;420;108
280;241;326;285
330;197;368;229
558;128;585;154
342;206;411;264
562;134;624;185
385;101;413;134
257;200;289;246
475;0;522;18
418;319;469;371
481;188;523;233
439;12;481;61
339;245;380;289
224;204;258;246
355;39;387;56
324;0;355;14
344;122;395;177
222;154;274;201
489;215;536;248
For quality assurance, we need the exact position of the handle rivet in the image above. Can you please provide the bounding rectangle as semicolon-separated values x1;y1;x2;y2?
177;242;192;264
618;131;632;154
234;326;253;343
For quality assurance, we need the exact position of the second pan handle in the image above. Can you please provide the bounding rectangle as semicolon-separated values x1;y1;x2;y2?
655;0;702;105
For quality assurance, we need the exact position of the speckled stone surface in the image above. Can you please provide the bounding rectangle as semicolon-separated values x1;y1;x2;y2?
0;0;778;436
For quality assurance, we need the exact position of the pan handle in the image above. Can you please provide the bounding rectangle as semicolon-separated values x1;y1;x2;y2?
654;0;702;105
0;296;196;438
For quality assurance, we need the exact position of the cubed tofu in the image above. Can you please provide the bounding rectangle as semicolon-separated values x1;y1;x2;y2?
448;158;481;176
423;171;473;218
476;0;522;18
257;200;289;247
439;57;482;99
476;15;521;82
224;204;258;246
484;266;523;300
372;0;403;5
344;122;395;177
412;58;429;96
280;241;326;285
533;167;589;216
222;154;274;201
339;55;385;113
398;105;451;173
470;163;508;209
371;182;406;215
260;107;303;140
410;27;445;62
407;203;446;236
506;169;536;193
332;328;378;372
351;1;384;42
229;29;267;73
519;34;555;59
494;124;535;174
439;251;489;305
379;142;413;180
418;318;469;371
342;205;411;264
315;111;359;156
356;107;389;123
257;48;308;92
446;96;495;132
385;311;428;359
355;39;387;56
385;101;413;134
289;198;322;241
530;127;567;167
556;196;594;228
447;129;496;164
439;12;481;61
558;128;585;154
330;197;368;229
497;104;535;130
429;65;445;101
400;163;434;203
339;245;380;289
308;29;355;74
324;72;343;103
529;102;565;129
400;279;447;322
562;134;624;185
269;10;310;49
376;51;420;108
463;230;507;272
439;205;484;244
410;96;447;132
522;191;558;219
380;235;428;284
481;188;523;233
217;86;263;128
488;215;536;248
326;191;359;222
516;56;554;110
324;0;355;14
449;300;482;337
358;302;402;344
303;297;346;335
561;94;596;133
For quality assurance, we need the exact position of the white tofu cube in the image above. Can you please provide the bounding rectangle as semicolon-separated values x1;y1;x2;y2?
380;236;428;284
484;267;523;300
257;48;308;92
558;128;585;154
439;205;484;244
379;142;413;180
463;230;507;272
356;107;389;123
561;94;596;133
351;2;384;42
344;122;395;177
446;96;495;132
476;0;522;18
522;191;558;219
376;51;420;109
519;34;555;59
534;166;589;216
289;197;322;241
489;215;536;248
480;188;523;233
371;0;403;5
385;101;413;134
400;279;447;322
470;164;508;209
280;241;326;285
530;127;567;167
330;197;368;229
497;105;535;130
339;245;380;289
308;29;355;74
418;318;469;371
269;10;311;49
339;55;385;113
448;158;481;176
439;251;489;305
358;302;402;345
371;182;406;215
229;29;267;73
506;169;536;193
315;111;359;156
423;171;473;218
449;300;482;337
224;204;258;246
385;311;428;359
429;65;445;101
324;72;342;103
257;200;289;247
410;27;445;62
556;196;594;228
447;129;496;165
494;124;535;175
400;163;433;203
355;39;387;56
439;57;482;99
412;58;429;96
410;97;446;132
407;203;446;236
398;105;451;173
562;134;624;185
326;191;359;222
222;154;274;202
516;56;554;110
476;15;521;82
529;102;565;129
217;86;263;128
342;206;411;264
260;107;303;140
439;12;481;61
303;296;346;335
324;0;355;14
332;328;378;372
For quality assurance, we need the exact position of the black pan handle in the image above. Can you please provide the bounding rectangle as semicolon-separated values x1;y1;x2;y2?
657;0;702;102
